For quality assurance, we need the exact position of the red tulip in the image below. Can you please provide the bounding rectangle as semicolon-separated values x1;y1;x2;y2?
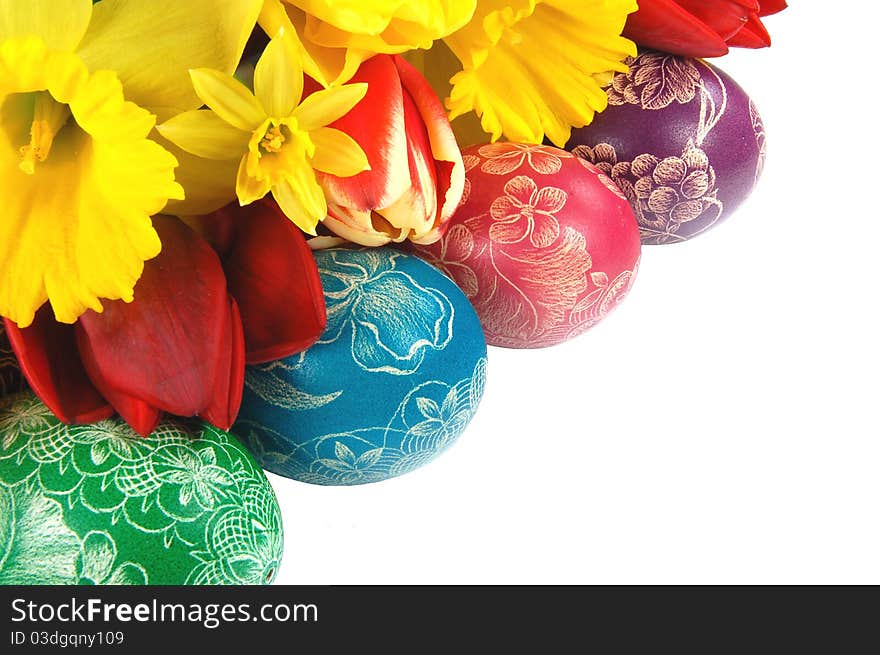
4;200;326;436
311;54;465;247
624;0;787;58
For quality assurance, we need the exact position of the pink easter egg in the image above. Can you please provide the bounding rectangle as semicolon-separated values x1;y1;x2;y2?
410;143;641;348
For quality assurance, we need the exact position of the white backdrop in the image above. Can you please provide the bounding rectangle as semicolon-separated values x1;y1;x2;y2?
271;2;880;584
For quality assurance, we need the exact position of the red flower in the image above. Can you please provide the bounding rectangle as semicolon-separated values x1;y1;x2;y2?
312;54;465;247
3;200;326;436
624;0;788;58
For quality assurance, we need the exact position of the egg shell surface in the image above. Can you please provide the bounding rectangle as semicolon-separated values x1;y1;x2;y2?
235;248;488;486
410;143;641;349
567;51;766;244
0;393;283;585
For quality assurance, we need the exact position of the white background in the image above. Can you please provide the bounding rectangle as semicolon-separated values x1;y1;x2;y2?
271;2;880;584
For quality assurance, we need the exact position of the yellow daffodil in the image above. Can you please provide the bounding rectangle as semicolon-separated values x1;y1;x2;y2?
259;0;477;86
0;0;263;327
441;0;639;147
157;34;370;236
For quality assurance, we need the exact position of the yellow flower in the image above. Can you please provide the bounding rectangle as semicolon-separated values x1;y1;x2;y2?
441;0;638;147
259;0;477;86
157;34;370;236
0;0;263;327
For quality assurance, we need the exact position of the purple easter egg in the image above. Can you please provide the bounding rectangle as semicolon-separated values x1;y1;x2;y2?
566;51;766;245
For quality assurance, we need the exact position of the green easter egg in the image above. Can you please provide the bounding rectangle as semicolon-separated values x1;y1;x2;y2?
0;392;283;585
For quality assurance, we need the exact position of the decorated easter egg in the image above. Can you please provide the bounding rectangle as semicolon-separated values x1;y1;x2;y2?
235;248;487;486
0;392;283;585
410;143;641;349
0;323;25;397
566;51;765;245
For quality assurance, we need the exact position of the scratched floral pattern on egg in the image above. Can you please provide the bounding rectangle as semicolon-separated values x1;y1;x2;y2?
319;249;453;375
0;323;25;398
568;50;765;244
411;143;641;349
574;141;723;244
236;248;488;485
0;393;283;585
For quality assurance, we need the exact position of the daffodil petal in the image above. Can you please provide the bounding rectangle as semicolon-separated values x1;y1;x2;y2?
190;68;265;132
444;0;637;146
259;0;330;86
0;51;182;326
272;170;327;236
254;34;303;119
310;127;370;177
294;82;368;131
69;70;155;141
160;137;240;217
157;110;251;161
274;0;477;84
76;0;263;122
236;154;272;206
0;38;182;326
0;0;92;52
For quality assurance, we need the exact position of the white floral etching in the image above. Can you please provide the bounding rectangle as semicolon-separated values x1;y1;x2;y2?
578;53;733;244
76;531;148;585
319;249;454;375
751;99;766;184
238;358;487;486
575;141;724;245
244;359;342;412
0;483;80;584
478;143;573;176
418;141;639;347
243;249;459;422
489;176;567;248
0;393;283;585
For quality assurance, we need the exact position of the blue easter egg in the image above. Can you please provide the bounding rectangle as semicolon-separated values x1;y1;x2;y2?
235;248;488;486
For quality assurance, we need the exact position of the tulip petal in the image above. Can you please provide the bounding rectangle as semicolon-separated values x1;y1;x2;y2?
758;0;787;17
293;83;369;132
726;13;772;48
310;127;371;177
3;313;112;425
322;205;402;247
189;69;266;132
199;297;245;430
215;199;327;364
393;55;465;241
74;216;239;432
76;0;263;122
375;84;437;237
314;56;410;213
0;0;92;52
254;33;303;119
674;0;754;41
624;0;730;58
88;390;160;437
157;110;251;161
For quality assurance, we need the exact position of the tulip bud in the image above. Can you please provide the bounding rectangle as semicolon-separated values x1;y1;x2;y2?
74;216;246;435
5;217;246;437
624;0;786;58
313;55;465;246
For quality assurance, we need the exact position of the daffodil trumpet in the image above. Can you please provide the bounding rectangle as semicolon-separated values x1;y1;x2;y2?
0;0;264;328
